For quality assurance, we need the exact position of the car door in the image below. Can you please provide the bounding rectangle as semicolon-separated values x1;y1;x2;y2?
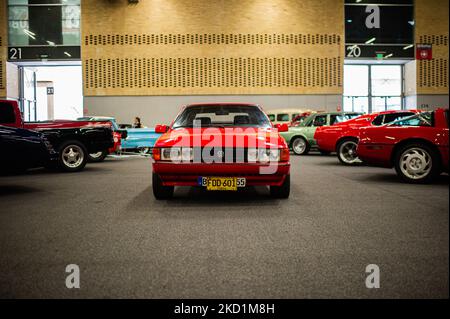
304;114;327;144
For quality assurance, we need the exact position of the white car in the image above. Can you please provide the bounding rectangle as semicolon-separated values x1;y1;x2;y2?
267;108;315;124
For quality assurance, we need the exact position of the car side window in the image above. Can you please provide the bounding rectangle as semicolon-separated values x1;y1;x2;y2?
312;115;327;127
392;112;433;127
330;115;338;125
292;113;299;120
383;112;414;124
277;114;290;122
268;114;275;122
372;115;384;126
0;102;16;124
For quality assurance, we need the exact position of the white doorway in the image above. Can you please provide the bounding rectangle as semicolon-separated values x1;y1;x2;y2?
17;63;82;122
34;65;83;120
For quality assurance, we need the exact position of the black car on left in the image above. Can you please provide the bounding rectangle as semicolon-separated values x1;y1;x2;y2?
0;125;58;174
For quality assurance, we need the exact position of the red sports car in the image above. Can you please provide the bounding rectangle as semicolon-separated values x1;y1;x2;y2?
358;109;449;183
314;110;419;165
151;103;291;199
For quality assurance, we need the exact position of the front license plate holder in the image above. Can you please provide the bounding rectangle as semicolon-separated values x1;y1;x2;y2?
198;177;246;191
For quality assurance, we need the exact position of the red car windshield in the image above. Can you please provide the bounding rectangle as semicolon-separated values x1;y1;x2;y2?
172;105;272;129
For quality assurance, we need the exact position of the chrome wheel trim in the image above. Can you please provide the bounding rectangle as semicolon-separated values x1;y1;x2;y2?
139;147;150;155
339;141;360;164
399;147;432;180
62;145;84;168
292;138;306;154
89;151;103;159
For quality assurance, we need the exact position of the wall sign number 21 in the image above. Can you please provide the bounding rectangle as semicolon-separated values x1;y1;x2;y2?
9;48;22;60
346;45;361;58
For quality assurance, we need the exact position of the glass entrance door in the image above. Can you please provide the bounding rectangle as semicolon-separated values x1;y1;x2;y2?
344;64;403;113
19;66;37;122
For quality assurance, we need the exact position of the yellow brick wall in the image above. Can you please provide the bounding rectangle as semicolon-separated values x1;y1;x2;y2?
81;0;344;96
415;0;449;95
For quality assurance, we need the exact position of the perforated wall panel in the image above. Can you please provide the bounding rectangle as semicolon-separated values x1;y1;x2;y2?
81;0;344;96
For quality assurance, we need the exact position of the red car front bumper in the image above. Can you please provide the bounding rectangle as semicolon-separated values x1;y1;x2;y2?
152;162;290;186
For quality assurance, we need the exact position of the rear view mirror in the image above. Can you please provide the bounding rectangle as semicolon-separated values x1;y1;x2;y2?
155;124;169;133
275;123;289;132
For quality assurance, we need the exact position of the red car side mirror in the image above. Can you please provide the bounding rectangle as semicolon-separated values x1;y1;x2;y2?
275;123;289;132
155;124;169;133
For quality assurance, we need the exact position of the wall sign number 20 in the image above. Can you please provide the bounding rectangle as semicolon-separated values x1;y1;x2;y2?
9;48;22;60
346;45;361;58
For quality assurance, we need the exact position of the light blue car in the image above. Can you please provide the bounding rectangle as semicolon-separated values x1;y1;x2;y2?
120;128;162;154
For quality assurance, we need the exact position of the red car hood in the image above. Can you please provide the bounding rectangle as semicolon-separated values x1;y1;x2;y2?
24;120;112;130
155;127;288;148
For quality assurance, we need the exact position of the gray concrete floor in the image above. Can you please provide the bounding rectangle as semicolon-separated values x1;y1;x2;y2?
0;154;448;298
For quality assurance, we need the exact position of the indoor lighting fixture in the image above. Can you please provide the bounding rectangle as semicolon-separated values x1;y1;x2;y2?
403;45;414;50
365;37;376;45
23;29;36;40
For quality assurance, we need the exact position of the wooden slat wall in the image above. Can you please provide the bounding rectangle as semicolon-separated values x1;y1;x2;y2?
0;0;7;98
81;0;344;96
415;0;449;95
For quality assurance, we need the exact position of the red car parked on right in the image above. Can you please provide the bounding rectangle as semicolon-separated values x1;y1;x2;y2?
314;110;419;165
358;109;449;183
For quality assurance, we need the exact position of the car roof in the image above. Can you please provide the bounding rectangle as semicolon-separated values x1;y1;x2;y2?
312;111;363;115
184;103;260;108
79;116;115;120
266;108;312;113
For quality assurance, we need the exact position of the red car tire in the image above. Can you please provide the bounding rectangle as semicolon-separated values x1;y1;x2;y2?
394;142;441;184
152;173;174;199
270;175;290;199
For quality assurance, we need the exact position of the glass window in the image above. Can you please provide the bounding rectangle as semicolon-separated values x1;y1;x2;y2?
391;112;433;127
8;1;81;46
372;115;384;126
371;66;402;96
344;65;369;96
330;114;360;125
383;112;415;124
277;114;290;122
291;113;299;120
172;105;272;128
343;96;369;113
267;114;275;122
372;97;387;113
345;5;414;44
0;102;17;123
312;115;327;127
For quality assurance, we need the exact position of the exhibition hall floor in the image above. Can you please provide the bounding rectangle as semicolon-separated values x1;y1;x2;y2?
0;155;448;298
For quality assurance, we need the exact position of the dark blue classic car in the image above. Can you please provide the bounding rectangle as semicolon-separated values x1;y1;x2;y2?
0;125;58;173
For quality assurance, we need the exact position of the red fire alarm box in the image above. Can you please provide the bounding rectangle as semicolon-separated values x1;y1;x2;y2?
416;44;433;60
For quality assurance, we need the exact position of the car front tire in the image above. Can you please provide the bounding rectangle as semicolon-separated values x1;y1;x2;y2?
152;173;174;199
58;140;88;172
394;142;440;184
337;138;361;165
270;175;290;199
291;137;310;155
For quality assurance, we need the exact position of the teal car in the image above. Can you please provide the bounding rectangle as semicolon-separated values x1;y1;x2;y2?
121;128;162;154
280;112;362;155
